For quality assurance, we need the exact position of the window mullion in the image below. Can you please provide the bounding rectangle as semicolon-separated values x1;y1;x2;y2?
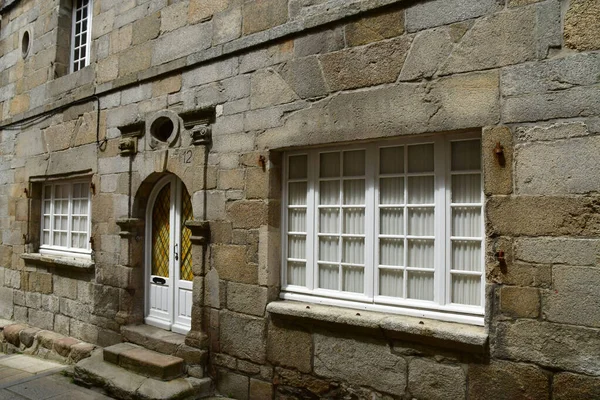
337;154;343;292
364;144;376;299
433;137;447;305
67;183;73;251
306;151;316;291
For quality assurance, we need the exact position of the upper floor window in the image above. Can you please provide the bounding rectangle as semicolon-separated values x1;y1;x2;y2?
71;0;92;72
41;180;91;258
281;133;484;325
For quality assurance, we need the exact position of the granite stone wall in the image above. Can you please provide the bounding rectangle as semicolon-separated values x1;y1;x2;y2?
1;0;600;398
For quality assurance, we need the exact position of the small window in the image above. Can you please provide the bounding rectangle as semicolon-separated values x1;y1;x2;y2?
281;134;484;325
40;181;91;258
71;0;92;73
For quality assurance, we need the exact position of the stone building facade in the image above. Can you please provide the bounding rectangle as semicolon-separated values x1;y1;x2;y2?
0;0;600;398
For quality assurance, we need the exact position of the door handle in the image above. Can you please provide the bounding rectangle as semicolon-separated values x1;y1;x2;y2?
152;277;166;285
174;244;179;261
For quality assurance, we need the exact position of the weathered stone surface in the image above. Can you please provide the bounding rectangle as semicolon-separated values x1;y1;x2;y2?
267;321;312;373
482;126;513;195
160;2;188;33
320;36;411;91
515;237;600;266
314;333;406;396
545;266;600;328
132;12;160;45
226;201;268;229
408;359;466;400
565;0;600;51
553;372;600;400
486;196;600;237
250;69;299;110
250;379;272;399
28;309;54;331
220;311;266;363
227;282;267;316
213;244;257;284
294;27;344;57
278;56;328;99
516;136;600;195
19;327;40;348
345;9;404;47
500;286;539;318
189;0;230;24
405;0;502;32
213;6;242;45
3;324;26;346
515;121;590;142
152;22;212;66
243;0;288;35
495;320;600;375
217;370;249;400
468;360;550;400
0;286;13;319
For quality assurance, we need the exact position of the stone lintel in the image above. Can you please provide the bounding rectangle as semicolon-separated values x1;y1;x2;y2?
21;253;95;271
267;301;488;353
185;220;210;245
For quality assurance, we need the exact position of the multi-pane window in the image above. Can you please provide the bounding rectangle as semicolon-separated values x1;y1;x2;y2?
41;181;91;257
71;0;92;73
282;134;484;324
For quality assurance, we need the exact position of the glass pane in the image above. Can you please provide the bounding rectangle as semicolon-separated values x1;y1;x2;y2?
380;178;404;204
343;208;364;234
44;187;51;199
379;270;403;297
379;239;403;266
43;231;50;245
380;146;404;174
288;235;306;259
452;274;481;306
319;237;339;262
43;201;51;214
320;152;340;178
319;208;339;234
408;207;434;236
407;239;434;269
82;19;87;32
342;237;364;265
74;48;80;60
407;271;434;301
72;233;80;248
452;241;481;271
343;266;364;293
380;209;403;235
80;234;87;249
408;176;434;204
54;216;61;230
343;150;365;176
75;35;81;47
288;182;307;205
73;200;80;214
152;184;171;277
320;181;340;205
43;216;50;230
452;174;481;203
289;155;307;179
452;140;481;171
288;209;306;232
73;183;81;198
319;264;338;290
72;216;80;231
408;144;434;173
76;10;82;21
287;262;306;286
452;207;481;237
343;180;365;205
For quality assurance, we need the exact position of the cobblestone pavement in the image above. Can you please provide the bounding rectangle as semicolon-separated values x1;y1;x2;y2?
0;353;113;399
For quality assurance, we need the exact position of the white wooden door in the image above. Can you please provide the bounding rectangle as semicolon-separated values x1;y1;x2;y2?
145;176;193;334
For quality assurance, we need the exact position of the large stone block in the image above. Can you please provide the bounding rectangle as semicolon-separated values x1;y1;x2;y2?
227;282;267;316
217;370;249;400
319;36;411;92
486;196;600;237
213;244;257;284
500;286;539;318
553;372;600;400
213;6;242;45
468;360;550;400
267;321;312;373
405;0;503;32
28;309;54;331
118;42;152;77
544;266;600;328
132;11;160;45
515;136;600;195
408;359;466;400
314;333;406;396
294;27;344;57
515;121;590;143
152;22;212;66
226;200;268;229
220;311;266;363
345;8;404;47
565;0;600;51
242;0;287;35
250;69;298;110
189;0;231;24
515;237;600;266
278;56;328;99
494;320;600;375
482;126;513;195
0;287;13;319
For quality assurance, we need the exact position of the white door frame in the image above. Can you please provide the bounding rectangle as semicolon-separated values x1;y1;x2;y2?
144;175;192;334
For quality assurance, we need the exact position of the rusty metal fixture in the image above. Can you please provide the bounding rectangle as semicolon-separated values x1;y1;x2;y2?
496;250;505;263
258;155;266;171
90;182;96;195
494;142;506;167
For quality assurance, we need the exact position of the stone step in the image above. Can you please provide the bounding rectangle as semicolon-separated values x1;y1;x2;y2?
75;351;213;400
121;324;208;376
104;343;184;381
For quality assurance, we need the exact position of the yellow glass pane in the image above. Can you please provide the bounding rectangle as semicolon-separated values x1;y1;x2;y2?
152;184;170;277
180;187;193;281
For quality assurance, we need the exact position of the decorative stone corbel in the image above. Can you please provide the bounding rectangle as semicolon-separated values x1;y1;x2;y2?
189;124;212;146
116;218;144;238
184;220;210;245
118;137;137;156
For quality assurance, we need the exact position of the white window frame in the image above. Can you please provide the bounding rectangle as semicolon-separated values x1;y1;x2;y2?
70;0;93;73
281;133;485;326
40;180;92;259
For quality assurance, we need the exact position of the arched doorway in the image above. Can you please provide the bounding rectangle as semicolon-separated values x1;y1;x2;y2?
145;175;193;334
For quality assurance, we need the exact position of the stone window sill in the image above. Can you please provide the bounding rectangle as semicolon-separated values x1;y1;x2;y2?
267;301;488;353
21;253;95;271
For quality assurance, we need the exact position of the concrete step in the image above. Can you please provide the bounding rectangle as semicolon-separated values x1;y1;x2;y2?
74;351;213;400
104;343;185;381
121;325;208;378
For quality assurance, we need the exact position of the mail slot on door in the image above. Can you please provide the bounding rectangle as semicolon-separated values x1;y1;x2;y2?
152;277;166;285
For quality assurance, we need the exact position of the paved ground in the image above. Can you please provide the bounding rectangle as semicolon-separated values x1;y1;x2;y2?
0;353;113;400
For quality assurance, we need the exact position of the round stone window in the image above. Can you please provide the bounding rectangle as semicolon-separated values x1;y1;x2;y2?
150;117;175;142
21;31;31;59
